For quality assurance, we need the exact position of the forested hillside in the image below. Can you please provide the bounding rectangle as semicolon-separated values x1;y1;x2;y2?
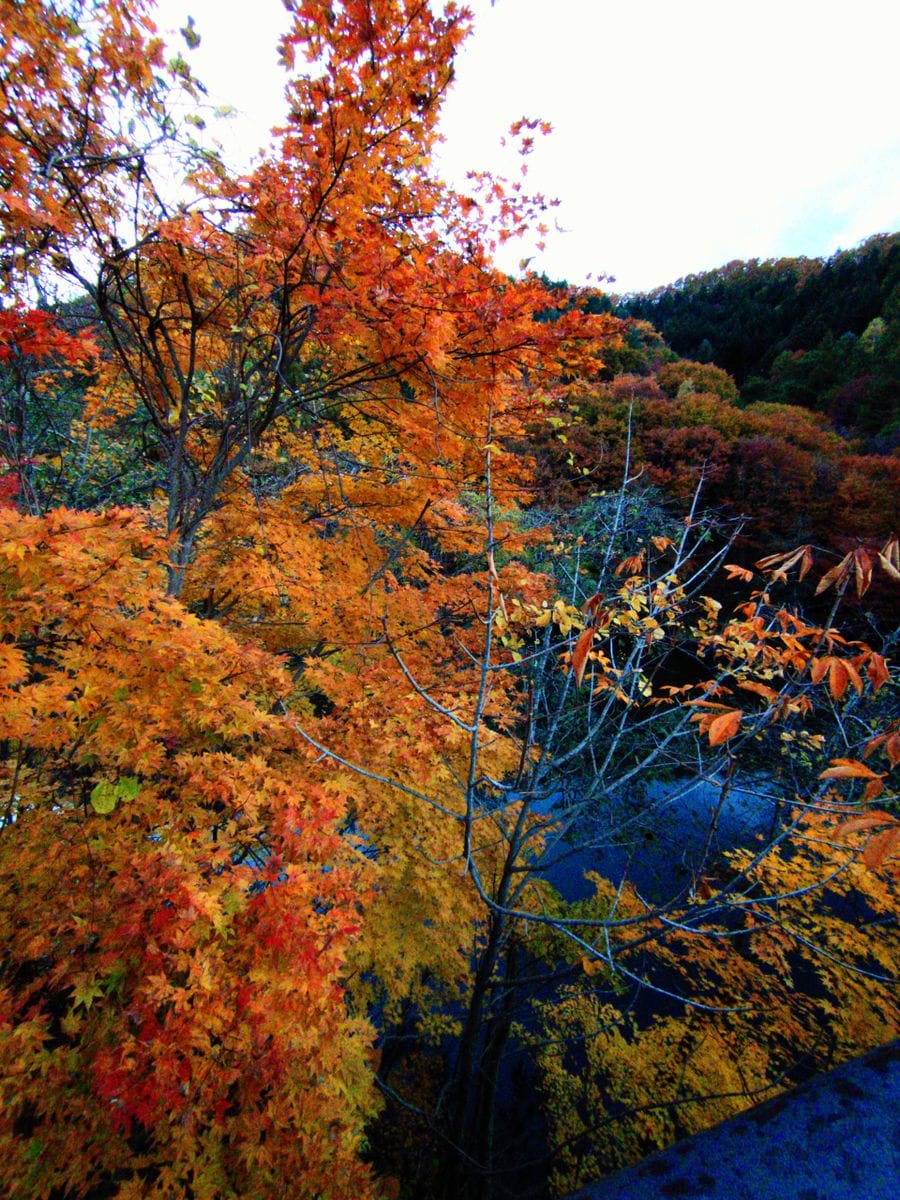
529;342;899;563
0;4;897;1200
527;239;899;561
617;235;900;447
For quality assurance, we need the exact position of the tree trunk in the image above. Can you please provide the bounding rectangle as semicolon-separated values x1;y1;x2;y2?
440;912;509;1200
473;939;520;1200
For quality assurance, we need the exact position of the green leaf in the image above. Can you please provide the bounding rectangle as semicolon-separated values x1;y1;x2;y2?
89;780;118;814
118;776;141;800
72;976;104;1011
103;966;127;996
90;776;140;814
221;889;246;918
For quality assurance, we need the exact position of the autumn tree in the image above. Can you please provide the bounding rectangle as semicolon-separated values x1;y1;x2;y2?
2;0;619;595
358;481;898;1197
533;797;900;1192
0;305;102;512
0;509;380;1198
0;2;624;1195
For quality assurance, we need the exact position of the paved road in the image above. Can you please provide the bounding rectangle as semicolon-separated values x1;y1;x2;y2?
567;1040;900;1200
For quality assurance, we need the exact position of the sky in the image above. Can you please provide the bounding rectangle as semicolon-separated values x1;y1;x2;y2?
153;0;900;294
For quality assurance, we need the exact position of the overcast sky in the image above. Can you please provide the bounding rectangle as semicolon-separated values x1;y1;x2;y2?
154;0;900;294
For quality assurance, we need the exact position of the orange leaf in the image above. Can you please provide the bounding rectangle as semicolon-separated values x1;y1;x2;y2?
614;550;645;577
828;660;848;701
885;733;900;768
862;734;885;760
862;826;900;870
842;660;863;696
756;549;790;569
708;708;742;747
695;877;714;900
755;545;812;577
877;551;900;582
862;778;885;803
724;563;754;583
571;626;594;687
582;591;604;624
834;812;895;837
820;759;882;781
865;654;890;691
809;657;829;686
815;552;852;595
853;547;873;598
738;680;780;703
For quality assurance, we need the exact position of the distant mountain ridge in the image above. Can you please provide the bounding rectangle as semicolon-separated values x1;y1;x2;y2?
615;234;900;447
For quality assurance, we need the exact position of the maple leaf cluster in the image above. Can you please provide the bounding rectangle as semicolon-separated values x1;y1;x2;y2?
0;510;377;1198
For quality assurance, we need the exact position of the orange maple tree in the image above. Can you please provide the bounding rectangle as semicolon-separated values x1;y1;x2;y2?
0;3;621;1194
0;509;378;1198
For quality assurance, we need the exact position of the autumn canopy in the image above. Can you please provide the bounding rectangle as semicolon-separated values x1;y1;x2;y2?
0;3;896;1198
